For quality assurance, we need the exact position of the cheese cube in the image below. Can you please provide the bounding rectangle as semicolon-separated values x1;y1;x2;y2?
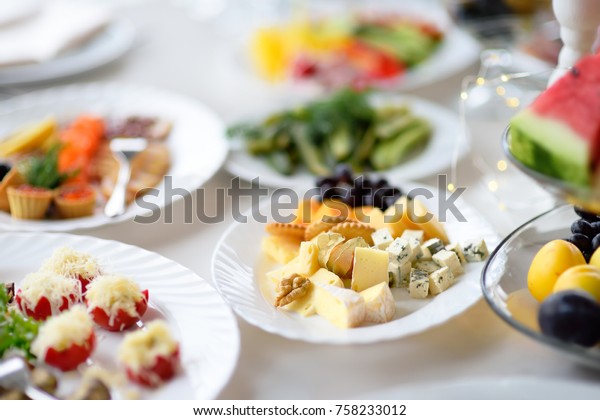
261;235;301;264
386;238;413;266
284;268;343;316
314;282;366;328
429;266;454;295
432;249;464;276
445;243;466;265
462;239;489;262
266;257;299;286
414;260;441;274
388;260;411;288
409;269;429;299
408;238;423;260
360;282;396;323
418;245;432;261
297;242;320;276
423;238;444;255
401;229;425;244
371;228;394;250
352;247;389;292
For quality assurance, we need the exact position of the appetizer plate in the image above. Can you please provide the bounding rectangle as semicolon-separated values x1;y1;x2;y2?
226;95;465;188
0;83;229;231
357;376;600;400
212;184;499;344
0;18;135;87
0;232;240;399
482;204;600;370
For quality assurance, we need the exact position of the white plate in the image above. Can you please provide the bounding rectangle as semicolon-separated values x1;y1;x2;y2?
357;377;600;400
0;0;39;28
211;184;499;344
0;18;134;86
226;95;465;189
1;232;240;399
0;82;229;232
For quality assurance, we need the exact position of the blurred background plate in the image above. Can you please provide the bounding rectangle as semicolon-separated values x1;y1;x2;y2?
226;94;465;188
0;18;134;87
0;82;228;231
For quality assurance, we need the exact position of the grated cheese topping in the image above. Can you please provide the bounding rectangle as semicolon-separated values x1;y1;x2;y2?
31;305;93;356
40;247;101;280
19;271;81;313
85;275;145;325
118;320;178;372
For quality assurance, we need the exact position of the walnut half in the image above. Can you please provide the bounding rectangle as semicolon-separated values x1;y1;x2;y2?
275;274;310;307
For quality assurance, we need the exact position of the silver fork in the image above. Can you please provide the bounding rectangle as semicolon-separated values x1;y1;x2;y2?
104;137;148;218
0;356;57;400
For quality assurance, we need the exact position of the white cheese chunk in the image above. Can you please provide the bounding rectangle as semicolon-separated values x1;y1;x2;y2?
360;282;395;323
432;249;464;276
462;239;489;262
388;260;411;288
386;238;413;266
445;243;467;264
423;238;444;255
429;266;454;295
401;229;425;244
314;282;366;328
407;238;423;260
418;245;432;261
284;268;343;316
297;241;320;276
414;260;441;274
351;247;389;292
409;269;429;299
371;228;394;250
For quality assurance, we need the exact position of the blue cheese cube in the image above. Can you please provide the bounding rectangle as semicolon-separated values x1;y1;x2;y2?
407;238;423;260
462;239;489;262
371;228;394;250
429;266;454;295
445;243;466;265
388;260;411;288
401;230;425;245
409;269;429;299
386;238;413;266
423;238;444;255
432;249;464;276
418;245;432;261
414;260;441;274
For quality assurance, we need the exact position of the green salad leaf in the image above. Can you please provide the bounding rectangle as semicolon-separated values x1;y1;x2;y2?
0;285;40;359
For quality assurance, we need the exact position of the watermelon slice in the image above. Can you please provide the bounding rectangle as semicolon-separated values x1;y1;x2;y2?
509;53;600;187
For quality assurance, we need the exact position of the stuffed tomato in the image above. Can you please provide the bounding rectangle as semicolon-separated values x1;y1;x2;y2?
85;275;148;332
41;246;101;292
118;320;179;387
15;271;81;321
31;306;95;371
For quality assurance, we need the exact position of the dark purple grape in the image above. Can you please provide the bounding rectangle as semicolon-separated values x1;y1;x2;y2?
538;291;600;347
381;195;398;212
0;163;10;182
334;165;353;184
574;207;600;221
592;234;600;252
316;176;337;188
571;220;595;237
321;186;346;200
374;178;389;189
568;233;592;254
362;194;373;207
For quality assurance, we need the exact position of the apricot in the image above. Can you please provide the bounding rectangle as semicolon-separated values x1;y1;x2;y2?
528;240;586;302
553;265;600;302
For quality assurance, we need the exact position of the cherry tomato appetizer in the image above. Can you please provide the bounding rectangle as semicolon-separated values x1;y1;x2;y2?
15;291;78;321
89;289;149;332
44;331;96;372
15;272;81;321
125;346;180;387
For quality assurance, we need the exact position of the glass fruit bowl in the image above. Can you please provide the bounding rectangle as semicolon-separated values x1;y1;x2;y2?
502;126;600;213
481;204;600;369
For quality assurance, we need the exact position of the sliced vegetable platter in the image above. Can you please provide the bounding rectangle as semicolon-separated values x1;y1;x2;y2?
226;92;465;188
0;233;240;399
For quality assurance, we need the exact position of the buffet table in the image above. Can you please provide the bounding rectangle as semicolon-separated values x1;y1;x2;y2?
8;0;600;399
